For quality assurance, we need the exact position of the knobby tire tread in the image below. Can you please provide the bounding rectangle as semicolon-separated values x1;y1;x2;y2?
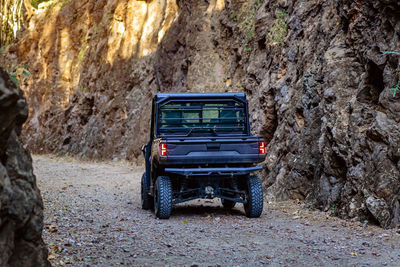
245;175;263;218
141;173;153;210
155;176;172;219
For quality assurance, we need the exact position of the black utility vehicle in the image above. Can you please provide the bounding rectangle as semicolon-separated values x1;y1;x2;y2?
141;93;266;219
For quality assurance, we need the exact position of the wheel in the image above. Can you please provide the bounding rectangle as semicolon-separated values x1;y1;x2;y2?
221;199;236;210
141;173;153;210
154;176;173;219
244;175;263;218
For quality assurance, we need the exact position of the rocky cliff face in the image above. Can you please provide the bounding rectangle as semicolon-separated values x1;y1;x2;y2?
0;68;49;266
245;0;400;229
3;0;399;227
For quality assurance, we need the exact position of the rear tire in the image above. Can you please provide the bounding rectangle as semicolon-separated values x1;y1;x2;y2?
141;173;153;210
154;176;173;219
221;199;236;210
244;175;263;218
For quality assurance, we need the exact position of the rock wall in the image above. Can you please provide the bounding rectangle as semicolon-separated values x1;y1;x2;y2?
6;0;178;160
240;0;400;228
0;68;49;266
3;0;400;227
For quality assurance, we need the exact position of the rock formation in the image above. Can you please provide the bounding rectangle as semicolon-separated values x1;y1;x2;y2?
243;0;400;229
0;68;49;266
2;0;399;227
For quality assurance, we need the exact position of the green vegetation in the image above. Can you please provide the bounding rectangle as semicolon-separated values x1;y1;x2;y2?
77;43;88;63
77;35;90;63
43;0;71;17
91;12;112;41
389;80;399;97
31;0;51;9
0;0;24;46
76;12;113;65
9;64;30;85
266;9;288;46
231;0;263;41
1;0;72;46
56;0;70;9
382;51;400;97
9;71;18;85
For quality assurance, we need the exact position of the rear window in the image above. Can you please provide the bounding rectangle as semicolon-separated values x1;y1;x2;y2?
157;100;248;136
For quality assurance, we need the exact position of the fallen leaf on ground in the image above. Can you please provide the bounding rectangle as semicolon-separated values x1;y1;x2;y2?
48;252;59;260
49;227;58;233
73;256;83;261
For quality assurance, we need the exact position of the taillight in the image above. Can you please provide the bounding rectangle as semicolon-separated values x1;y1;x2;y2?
160;143;167;156
259;141;265;154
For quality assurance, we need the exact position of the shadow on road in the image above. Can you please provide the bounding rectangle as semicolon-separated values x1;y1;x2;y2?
172;202;245;217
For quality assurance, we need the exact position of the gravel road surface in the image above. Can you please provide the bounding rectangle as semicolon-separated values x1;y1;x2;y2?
34;155;400;266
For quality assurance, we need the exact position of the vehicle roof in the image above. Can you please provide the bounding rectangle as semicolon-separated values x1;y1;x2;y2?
154;93;247;103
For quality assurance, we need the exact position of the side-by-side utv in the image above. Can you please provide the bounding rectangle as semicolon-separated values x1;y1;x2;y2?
141;93;266;219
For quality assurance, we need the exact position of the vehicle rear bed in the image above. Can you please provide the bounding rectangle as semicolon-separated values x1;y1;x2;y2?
158;136;264;165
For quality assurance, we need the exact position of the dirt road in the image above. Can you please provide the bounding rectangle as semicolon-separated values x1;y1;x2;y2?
34;155;400;266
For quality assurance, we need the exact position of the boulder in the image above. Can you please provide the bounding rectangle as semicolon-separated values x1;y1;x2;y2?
0;68;50;266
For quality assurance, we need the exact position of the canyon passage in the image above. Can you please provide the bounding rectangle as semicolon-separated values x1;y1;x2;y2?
0;0;399;265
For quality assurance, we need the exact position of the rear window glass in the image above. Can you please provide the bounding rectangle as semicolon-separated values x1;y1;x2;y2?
158;100;247;136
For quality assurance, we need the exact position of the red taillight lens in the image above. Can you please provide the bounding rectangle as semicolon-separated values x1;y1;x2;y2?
160;143;167;156
259;141;265;154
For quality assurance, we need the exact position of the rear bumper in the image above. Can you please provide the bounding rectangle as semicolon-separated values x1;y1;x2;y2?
165;166;262;176
160;153;265;165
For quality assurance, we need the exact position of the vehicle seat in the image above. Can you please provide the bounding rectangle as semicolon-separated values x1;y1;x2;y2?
219;109;236;129
162;111;182;129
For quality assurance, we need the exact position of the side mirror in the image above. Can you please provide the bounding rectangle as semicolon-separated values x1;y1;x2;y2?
141;145;146;157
